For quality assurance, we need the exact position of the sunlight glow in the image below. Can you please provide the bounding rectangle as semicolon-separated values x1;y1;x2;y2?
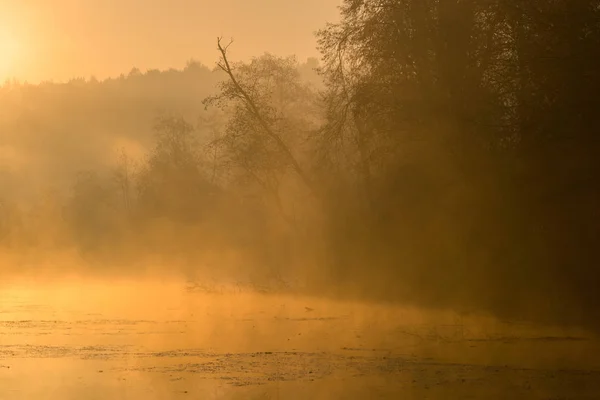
0;28;20;80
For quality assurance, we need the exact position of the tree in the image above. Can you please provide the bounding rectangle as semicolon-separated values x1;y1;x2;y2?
65;170;120;253
203;39;322;224
204;39;320;195
136;115;217;224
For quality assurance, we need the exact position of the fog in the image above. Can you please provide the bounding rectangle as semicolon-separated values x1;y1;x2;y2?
2;0;600;398
1;0;340;83
2;277;599;399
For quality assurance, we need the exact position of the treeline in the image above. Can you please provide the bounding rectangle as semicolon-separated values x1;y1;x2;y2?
2;1;600;330
0;58;321;201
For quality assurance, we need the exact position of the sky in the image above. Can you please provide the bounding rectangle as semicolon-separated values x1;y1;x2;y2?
0;0;342;83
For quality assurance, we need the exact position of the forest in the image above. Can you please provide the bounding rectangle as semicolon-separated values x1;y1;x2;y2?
1;0;600;332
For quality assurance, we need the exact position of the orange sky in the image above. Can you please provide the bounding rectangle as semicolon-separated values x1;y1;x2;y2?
0;0;341;83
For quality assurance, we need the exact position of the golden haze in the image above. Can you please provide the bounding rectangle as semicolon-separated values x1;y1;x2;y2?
0;0;340;83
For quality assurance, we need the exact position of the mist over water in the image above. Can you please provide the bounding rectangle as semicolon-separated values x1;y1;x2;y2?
2;278;599;399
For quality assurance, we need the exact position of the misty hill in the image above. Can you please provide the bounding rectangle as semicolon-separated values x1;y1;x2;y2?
0;57;322;201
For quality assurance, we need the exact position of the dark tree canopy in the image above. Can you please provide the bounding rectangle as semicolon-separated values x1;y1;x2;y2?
316;0;600;328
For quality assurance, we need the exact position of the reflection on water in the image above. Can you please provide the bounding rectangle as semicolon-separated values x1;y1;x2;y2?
1;278;600;399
